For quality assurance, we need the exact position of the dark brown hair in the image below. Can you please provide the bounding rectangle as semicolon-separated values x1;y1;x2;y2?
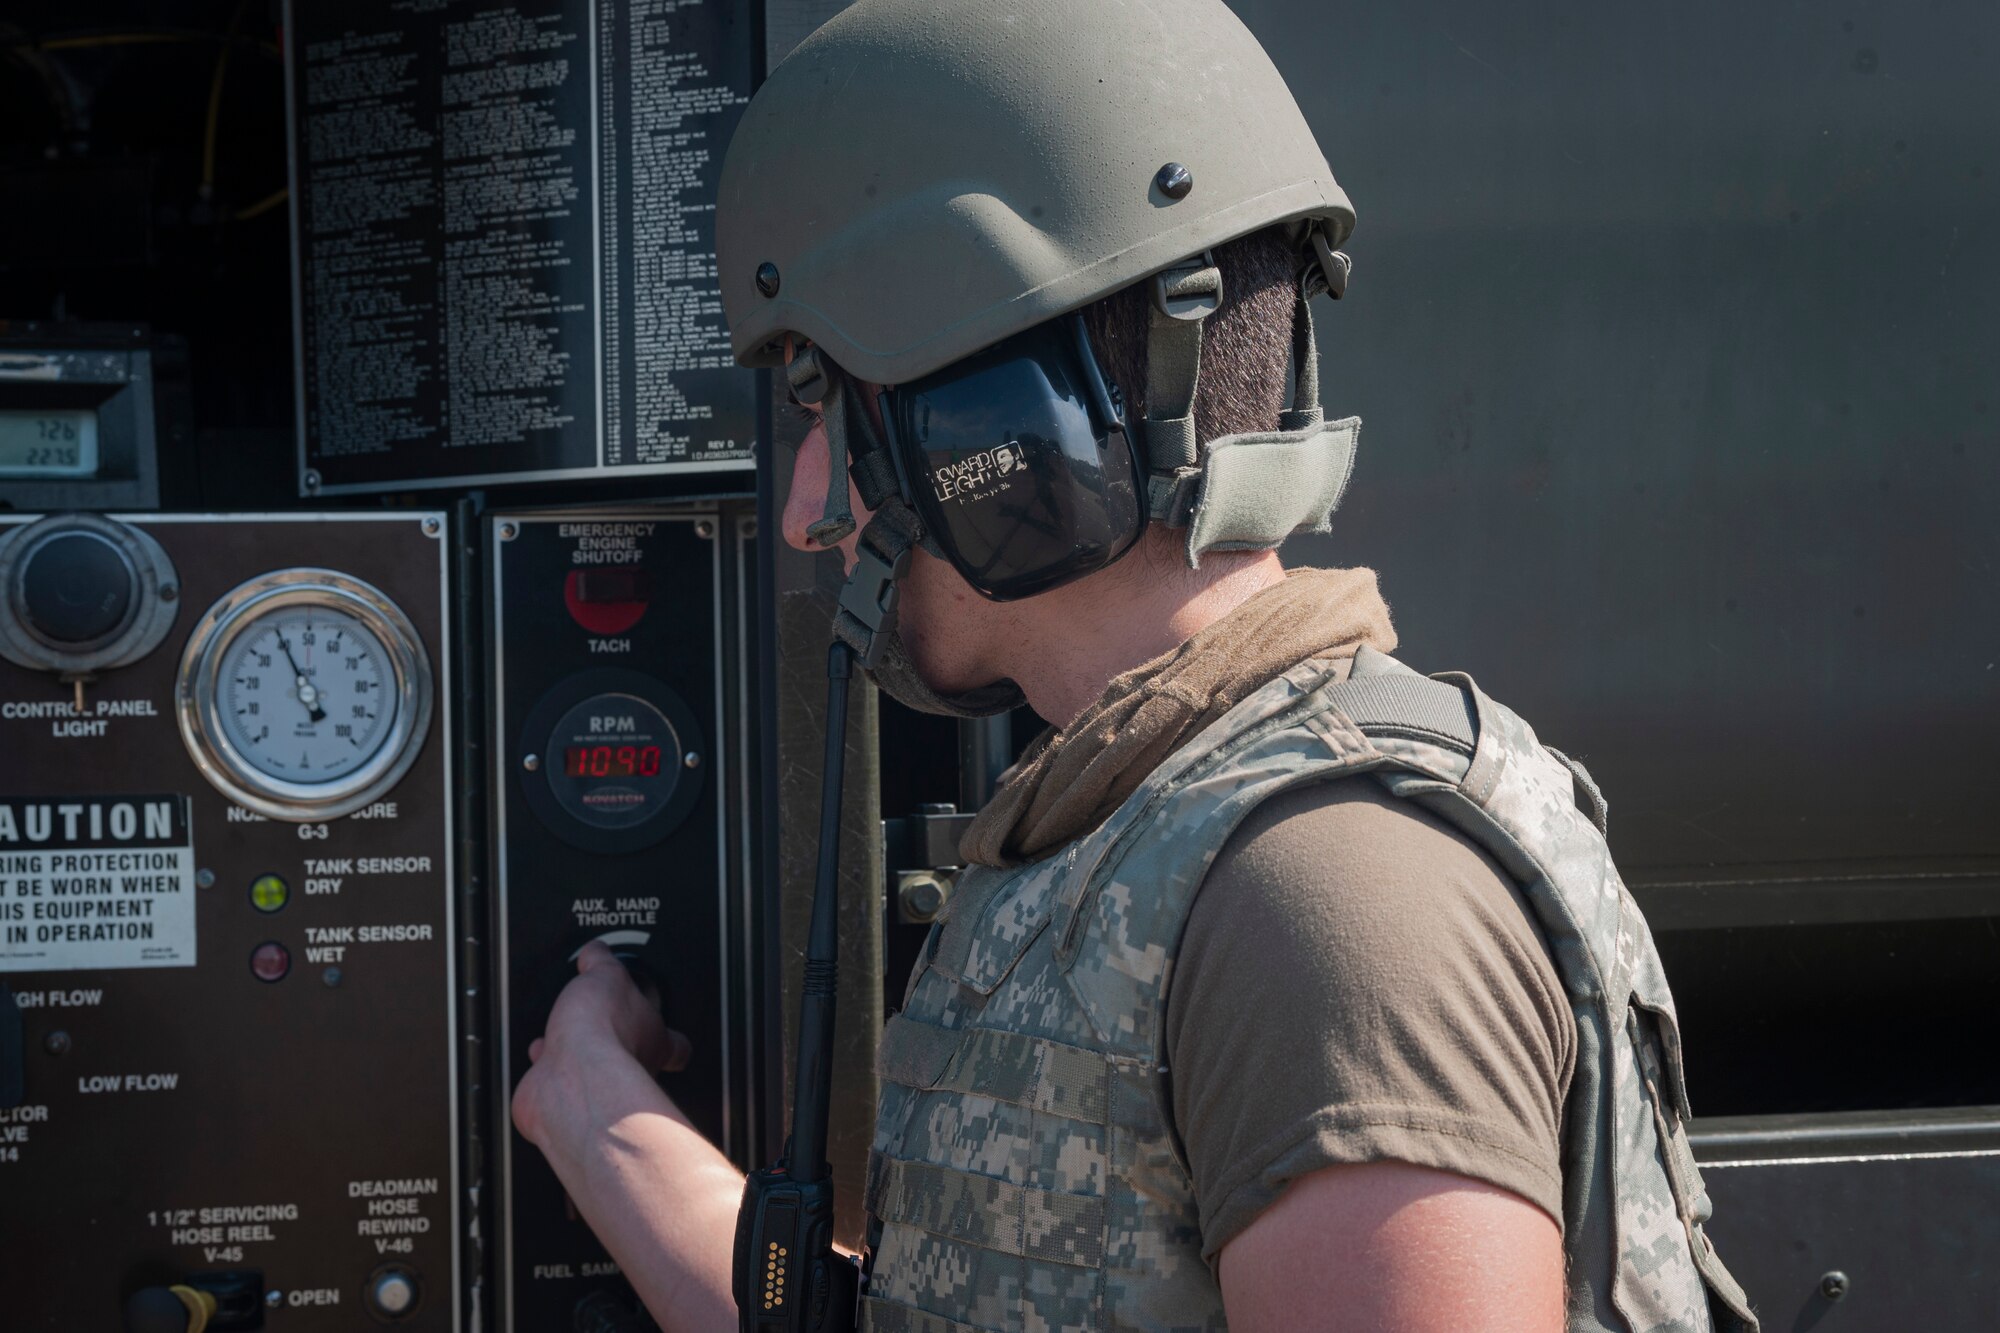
1079;225;1301;449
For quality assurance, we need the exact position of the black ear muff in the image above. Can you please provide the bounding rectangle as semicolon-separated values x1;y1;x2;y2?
880;315;1144;601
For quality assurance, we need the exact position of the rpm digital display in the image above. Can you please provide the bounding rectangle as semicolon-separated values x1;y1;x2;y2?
563;744;664;779
542;694;683;830
0;409;99;478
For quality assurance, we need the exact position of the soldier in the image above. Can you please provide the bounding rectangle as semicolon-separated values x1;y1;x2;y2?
513;2;1758;1329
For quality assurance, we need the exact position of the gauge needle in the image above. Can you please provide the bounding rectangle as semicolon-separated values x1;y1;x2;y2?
277;635;327;723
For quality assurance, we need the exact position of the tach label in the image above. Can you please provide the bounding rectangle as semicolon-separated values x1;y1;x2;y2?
0;795;196;973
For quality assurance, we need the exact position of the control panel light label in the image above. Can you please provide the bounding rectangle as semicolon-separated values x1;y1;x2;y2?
0;795;196;973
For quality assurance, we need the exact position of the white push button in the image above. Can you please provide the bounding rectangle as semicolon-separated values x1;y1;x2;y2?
370;1271;417;1316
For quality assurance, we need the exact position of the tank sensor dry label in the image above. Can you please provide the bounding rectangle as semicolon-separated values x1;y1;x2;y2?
0;795;196;973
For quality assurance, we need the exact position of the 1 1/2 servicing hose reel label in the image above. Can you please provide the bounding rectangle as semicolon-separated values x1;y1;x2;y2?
0;794;195;972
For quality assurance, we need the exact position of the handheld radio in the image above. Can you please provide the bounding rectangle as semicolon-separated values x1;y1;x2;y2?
733;642;861;1331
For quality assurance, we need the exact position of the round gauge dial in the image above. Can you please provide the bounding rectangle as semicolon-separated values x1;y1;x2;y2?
215;604;396;783
178;570;432;820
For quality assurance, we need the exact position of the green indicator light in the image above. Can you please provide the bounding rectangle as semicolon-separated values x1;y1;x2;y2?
250;874;289;913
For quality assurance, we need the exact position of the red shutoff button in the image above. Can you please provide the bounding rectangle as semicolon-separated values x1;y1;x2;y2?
564;568;652;636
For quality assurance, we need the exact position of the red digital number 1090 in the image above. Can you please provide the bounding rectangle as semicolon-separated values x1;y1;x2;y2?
564;744;663;778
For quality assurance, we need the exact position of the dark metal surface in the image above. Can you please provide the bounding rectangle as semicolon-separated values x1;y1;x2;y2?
1245;0;2000;878
881;809;974;874
1698;1145;2000;1329
1693;1105;2000;1162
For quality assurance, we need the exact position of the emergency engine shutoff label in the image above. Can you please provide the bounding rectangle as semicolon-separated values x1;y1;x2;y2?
0;795;196;973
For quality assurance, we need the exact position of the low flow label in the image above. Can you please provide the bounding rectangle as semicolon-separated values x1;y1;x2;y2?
0;795;196;973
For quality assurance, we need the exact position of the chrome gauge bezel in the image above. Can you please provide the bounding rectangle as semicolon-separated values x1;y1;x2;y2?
177;568;433;820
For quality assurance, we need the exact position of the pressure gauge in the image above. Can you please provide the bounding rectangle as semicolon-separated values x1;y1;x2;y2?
178;569;433;820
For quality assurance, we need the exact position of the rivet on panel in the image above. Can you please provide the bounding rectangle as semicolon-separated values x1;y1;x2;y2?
1155;162;1193;201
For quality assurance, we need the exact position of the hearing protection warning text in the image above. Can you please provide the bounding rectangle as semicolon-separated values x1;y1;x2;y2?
0;795;196;973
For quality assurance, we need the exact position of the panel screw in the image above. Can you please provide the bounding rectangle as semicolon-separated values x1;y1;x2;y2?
266;1290;283;1309
159;583;178;603
1820;1271;1850;1301
44;1030;71;1056
499;522;519;541
303;469;322;493
694;519;716;539
322;967;343;988
522;754;540;772
196;868;216;889
422;517;441;536
755;262;781;298
1155;162;1193;201
683;751;703;769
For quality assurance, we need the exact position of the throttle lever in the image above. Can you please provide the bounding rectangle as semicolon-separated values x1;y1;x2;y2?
610;950;665;1018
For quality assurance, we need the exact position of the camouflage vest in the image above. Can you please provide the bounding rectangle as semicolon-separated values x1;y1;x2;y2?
861;648;1759;1333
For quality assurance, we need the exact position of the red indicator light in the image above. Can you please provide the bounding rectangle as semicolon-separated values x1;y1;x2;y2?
250;941;291;983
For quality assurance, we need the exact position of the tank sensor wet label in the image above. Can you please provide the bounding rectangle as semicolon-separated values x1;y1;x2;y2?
0;795;196;973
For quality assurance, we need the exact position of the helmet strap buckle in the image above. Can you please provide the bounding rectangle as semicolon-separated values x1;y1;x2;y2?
1150;250;1222;322
1308;227;1352;300
835;529;913;670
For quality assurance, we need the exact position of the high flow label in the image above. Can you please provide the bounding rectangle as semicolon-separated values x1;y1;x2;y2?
0;794;196;972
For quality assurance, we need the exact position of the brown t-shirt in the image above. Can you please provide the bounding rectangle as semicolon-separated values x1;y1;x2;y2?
1164;777;1575;1266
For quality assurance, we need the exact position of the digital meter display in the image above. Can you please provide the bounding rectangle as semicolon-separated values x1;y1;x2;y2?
563;744;665;778
542;694;683;830
0;409;99;477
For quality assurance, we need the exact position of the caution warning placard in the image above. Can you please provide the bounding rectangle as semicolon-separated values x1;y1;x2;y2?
0;795;196;973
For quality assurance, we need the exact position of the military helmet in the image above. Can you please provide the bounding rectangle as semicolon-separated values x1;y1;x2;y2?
716;0;1354;386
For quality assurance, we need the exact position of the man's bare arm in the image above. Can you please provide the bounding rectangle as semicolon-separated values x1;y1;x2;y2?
1219;1161;1564;1332
512;941;741;1331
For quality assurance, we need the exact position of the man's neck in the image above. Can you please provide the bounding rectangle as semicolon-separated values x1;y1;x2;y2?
998;548;1287;728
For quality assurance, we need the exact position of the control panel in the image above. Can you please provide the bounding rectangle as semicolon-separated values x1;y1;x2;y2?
490;506;758;1330
0;512;458;1330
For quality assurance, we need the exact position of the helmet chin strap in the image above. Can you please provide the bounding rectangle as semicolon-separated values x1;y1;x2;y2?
789;345;1025;719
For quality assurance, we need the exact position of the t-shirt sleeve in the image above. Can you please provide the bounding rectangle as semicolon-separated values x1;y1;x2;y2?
1163;777;1575;1266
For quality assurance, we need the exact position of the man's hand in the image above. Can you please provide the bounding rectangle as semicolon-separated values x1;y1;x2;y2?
1219;1161;1565;1332
512;940;690;1149
511;940;742;1332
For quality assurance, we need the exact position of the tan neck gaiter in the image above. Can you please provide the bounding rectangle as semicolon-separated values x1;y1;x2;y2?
959;566;1397;869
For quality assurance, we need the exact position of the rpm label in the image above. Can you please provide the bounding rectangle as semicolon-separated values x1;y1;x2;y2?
0;794;195;972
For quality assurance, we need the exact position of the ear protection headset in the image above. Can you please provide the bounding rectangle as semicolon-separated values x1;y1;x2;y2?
792;240;1358;694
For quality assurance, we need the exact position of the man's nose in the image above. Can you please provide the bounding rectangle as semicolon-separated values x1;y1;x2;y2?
780;425;832;554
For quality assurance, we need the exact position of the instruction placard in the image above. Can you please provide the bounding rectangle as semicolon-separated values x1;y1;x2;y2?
0;795;196;973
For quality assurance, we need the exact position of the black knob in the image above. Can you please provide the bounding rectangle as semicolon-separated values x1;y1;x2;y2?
611;950;665;1017
123;1287;198;1333
574;1289;651;1332
20;530;136;646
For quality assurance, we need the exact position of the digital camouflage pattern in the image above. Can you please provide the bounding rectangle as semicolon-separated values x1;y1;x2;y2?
865;648;1759;1332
